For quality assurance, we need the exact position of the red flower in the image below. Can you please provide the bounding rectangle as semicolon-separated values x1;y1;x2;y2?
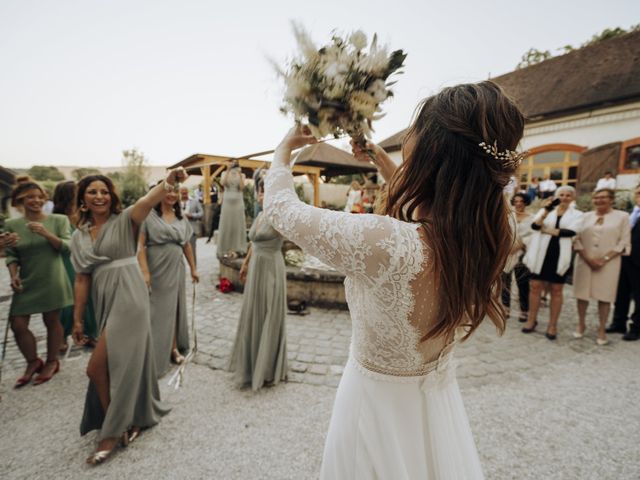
217;277;234;293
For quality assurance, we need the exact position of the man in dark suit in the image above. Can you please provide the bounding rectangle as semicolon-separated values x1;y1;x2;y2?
609;185;640;340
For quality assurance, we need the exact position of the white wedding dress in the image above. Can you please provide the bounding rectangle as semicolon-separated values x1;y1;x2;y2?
264;165;484;479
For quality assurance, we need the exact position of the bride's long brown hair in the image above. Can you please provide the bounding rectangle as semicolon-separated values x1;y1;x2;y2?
386;81;524;341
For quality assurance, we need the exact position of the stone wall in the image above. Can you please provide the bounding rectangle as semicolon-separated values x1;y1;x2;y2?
219;257;347;309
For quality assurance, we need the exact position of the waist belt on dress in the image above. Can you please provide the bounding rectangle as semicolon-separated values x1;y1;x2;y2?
94;256;138;276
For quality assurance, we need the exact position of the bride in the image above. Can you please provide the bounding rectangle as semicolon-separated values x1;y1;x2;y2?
264;81;524;479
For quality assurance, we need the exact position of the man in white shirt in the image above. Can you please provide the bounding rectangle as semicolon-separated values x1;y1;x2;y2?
180;187;203;264
539;175;557;199
595;171;616;191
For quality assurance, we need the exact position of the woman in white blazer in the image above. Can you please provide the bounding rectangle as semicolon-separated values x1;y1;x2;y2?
523;186;582;340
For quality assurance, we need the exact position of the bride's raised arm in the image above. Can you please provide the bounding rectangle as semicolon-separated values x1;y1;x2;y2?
264;127;409;282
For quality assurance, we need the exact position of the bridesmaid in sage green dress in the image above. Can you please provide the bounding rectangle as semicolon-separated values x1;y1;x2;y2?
70;170;186;465
52;180;97;349
4;181;73;387
228;187;288;390
217;161;247;259
138;186;199;378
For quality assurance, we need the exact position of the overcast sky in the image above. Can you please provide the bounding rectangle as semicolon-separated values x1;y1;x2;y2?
1;0;638;168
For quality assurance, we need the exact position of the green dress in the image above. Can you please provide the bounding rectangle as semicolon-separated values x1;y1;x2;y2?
4;214;73;316
71;207;169;440
142;210;192;377
228;212;288;390
217;169;247;258
60;224;98;340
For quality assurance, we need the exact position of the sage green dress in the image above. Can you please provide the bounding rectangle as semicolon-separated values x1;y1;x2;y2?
70;207;169;440
142;210;192;377
228;213;288;390
4;214;73;316
60;225;98;340
217;169;247;258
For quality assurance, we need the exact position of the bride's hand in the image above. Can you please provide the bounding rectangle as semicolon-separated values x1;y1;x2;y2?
277;125;318;151
350;139;385;165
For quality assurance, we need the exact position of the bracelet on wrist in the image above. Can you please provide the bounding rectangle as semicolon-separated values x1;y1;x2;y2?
163;179;177;192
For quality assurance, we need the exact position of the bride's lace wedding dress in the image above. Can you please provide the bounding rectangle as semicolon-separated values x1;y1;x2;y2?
264;165;484;479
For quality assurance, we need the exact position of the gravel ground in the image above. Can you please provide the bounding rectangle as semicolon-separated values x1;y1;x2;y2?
1;345;638;479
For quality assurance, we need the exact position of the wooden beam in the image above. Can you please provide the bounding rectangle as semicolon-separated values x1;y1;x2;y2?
312;173;320;207
211;165;226;180
174;155;322;178
201;166;211;205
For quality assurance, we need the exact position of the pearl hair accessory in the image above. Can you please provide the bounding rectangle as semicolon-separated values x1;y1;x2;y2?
479;141;527;170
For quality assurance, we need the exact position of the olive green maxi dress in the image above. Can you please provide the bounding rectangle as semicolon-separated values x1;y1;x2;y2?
228;212;288;390
142;210;192;377
4;214;73;316
70;207;169;441
217;169;247;258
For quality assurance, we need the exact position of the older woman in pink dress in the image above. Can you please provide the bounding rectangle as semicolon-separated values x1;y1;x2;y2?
573;188;631;345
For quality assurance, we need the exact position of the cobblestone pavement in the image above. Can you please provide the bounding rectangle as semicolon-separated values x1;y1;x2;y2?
166;240;638;391
1;239;639;479
1;239;635;387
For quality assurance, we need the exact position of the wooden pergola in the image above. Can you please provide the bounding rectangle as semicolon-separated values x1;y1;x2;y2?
169;154;323;206
170;143;376;207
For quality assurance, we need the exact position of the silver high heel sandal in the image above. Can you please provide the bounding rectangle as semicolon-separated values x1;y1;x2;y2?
86;432;128;465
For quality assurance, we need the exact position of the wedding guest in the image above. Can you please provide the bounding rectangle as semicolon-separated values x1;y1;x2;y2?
611;185;640;340
217;160;247;259
7;175;33;218
53;180;98;351
527;176;540;201
344;180;362;212
267;81;523;478
206;182;221;243
539;174;557;199
502;193;534;322
523;186;582;340
595;171;616;191
179;187;203;264
228;184;287;390
138;182;199;377
252;167;267;217
4;181;73;387
573;188;630;345
70;172;182;464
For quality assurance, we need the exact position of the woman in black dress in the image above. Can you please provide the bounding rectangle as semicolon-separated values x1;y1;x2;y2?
522;186;583;339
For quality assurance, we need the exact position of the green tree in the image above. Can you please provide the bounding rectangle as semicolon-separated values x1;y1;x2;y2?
115;148;150;207
517;24;640;69
584;27;631;46
516;48;552;69
71;167;101;180
27;165;65;181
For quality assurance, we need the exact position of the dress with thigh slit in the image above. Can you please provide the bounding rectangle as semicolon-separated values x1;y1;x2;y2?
71;207;169;441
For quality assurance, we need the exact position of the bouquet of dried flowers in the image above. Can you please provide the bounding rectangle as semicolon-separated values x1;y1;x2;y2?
274;23;406;147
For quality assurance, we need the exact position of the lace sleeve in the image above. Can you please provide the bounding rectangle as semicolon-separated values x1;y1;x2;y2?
264;165;400;282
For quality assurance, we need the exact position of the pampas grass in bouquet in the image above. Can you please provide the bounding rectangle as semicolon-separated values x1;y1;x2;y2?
273;22;407;149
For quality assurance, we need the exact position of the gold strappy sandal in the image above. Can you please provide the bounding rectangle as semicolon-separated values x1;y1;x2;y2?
86;432;128;465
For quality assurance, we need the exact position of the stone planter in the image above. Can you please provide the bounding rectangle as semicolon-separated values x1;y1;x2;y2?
218;256;347;310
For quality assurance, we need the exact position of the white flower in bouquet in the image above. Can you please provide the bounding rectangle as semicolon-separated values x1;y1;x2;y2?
349;30;368;50
274;22;407;148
